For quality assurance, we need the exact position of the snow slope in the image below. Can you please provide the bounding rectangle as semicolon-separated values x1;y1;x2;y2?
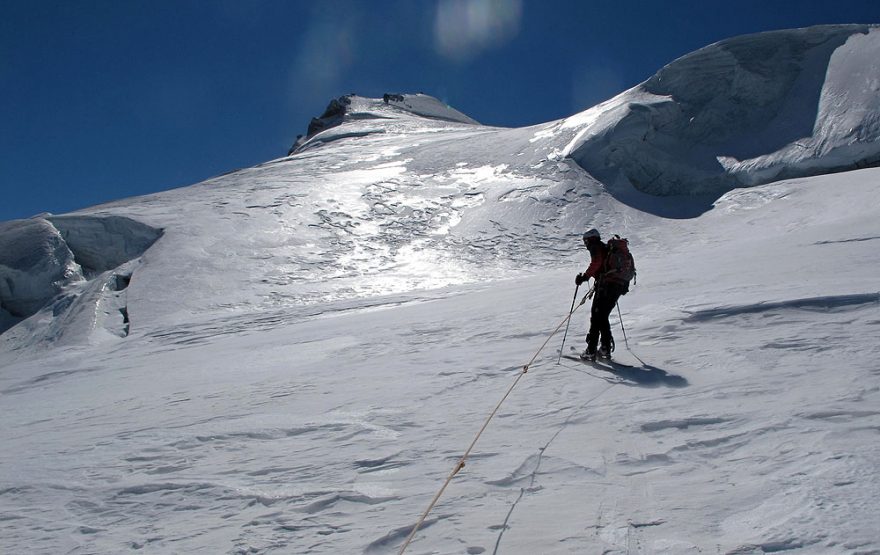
1;168;878;554
2;25;880;555
2;90;640;353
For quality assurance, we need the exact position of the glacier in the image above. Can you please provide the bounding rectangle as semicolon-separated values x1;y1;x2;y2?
564;25;880;204
1;24;880;555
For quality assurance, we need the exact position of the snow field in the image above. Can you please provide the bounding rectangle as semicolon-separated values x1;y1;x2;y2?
3;24;880;553
2;169;879;553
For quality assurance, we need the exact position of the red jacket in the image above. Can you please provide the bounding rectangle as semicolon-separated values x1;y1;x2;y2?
582;241;608;281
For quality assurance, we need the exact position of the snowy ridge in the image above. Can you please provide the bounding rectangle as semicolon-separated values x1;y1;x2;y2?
370;93;480;125
2;25;880;555
291;93;480;154
563;24;880;199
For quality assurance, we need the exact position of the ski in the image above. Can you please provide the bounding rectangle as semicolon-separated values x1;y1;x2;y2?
564;347;636;370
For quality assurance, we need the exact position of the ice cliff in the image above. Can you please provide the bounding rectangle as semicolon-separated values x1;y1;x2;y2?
0;215;161;340
564;24;880;196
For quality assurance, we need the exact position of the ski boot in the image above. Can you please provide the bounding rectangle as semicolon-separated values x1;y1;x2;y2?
598;345;613;360
580;347;597;362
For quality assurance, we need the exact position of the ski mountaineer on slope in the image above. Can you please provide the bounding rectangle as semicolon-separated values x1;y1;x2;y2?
575;229;628;361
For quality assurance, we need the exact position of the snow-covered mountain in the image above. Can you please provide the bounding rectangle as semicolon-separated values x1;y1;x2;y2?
2;25;879;555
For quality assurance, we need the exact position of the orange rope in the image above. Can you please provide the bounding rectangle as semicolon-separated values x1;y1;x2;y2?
397;294;588;553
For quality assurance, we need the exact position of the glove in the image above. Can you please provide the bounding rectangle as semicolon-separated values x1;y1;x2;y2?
575;273;586;286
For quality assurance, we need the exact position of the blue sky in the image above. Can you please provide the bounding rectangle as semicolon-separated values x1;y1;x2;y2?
2;0;878;222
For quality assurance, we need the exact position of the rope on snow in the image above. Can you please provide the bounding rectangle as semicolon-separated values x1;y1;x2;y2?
397;292;591;554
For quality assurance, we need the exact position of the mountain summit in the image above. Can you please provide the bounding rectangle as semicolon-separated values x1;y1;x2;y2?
289;93;481;154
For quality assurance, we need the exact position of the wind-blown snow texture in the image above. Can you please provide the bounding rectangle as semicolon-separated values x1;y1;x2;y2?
2;25;880;555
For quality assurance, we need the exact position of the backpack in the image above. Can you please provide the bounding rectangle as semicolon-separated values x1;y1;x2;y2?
603;235;636;293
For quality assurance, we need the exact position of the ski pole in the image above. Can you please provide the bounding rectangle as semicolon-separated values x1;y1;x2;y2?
557;282;580;364
616;302;629;350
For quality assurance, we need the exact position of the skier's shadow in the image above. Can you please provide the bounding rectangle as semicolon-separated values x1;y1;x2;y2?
562;354;688;388
603;359;689;388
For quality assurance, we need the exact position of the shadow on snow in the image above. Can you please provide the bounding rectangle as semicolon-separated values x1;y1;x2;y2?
561;354;689;388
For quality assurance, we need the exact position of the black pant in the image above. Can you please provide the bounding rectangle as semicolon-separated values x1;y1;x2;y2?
586;281;625;351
